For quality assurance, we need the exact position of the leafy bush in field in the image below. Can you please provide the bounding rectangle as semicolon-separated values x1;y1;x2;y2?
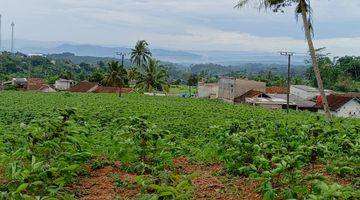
0;107;92;199
0;91;359;199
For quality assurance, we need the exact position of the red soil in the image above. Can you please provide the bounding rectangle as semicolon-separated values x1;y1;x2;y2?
302;164;353;186
70;164;139;200
173;156;262;200
70;157;263;199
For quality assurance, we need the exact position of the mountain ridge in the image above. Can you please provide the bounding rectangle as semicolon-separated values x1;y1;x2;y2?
2;39;308;65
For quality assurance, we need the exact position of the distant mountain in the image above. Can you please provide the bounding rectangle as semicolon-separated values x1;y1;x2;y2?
192;50;308;65
6;39;308;65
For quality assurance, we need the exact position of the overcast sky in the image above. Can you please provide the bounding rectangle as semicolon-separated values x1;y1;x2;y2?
0;0;359;55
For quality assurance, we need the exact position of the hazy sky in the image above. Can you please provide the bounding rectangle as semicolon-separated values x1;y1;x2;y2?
1;0;360;55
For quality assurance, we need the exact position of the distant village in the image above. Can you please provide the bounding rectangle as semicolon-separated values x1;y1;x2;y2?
1;76;359;118
199;77;360;118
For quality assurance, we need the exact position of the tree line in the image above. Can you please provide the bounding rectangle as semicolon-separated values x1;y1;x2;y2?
0;41;170;93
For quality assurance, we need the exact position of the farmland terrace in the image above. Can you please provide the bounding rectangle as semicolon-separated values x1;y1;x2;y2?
0;91;359;199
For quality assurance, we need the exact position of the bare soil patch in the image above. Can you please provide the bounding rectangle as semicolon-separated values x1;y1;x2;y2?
70;164;139;200
302;164;353;186
173;157;262;200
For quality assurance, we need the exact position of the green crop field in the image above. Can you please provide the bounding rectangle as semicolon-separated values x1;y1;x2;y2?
0;91;359;200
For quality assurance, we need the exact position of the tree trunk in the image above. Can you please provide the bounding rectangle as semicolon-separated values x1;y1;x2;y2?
119;82;122;98
300;0;331;119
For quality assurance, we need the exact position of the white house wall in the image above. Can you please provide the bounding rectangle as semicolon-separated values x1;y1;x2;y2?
198;84;219;98
336;99;360;118
318;99;360;118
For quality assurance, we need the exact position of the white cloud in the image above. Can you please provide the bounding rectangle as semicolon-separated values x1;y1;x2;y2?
0;0;359;56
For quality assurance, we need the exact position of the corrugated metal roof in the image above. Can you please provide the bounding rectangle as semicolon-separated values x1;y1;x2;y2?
269;94;316;108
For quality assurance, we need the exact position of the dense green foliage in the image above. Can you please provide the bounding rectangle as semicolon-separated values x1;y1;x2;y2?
0;91;359;199
135;59;169;93
307;56;360;92
0;52;95;83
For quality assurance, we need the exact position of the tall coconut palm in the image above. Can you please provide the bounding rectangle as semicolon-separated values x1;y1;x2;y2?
103;61;128;97
127;67;140;82
131;40;152;68
136;58;169;93
235;0;331;119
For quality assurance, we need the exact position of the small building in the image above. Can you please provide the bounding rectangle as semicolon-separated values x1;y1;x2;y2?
218;77;266;103
316;95;360;118
11;78;28;89
198;82;219;99
54;79;76;90
237;90;297;109
290;85;333;100
38;85;56;93
268;94;318;112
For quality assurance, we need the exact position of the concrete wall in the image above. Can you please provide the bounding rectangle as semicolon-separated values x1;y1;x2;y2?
198;83;219;98
218;78;266;101
55;80;74;90
336;99;360;118
218;78;236;100
318;99;360;118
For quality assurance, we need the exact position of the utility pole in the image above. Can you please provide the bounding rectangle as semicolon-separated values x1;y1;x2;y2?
115;52;127;97
11;22;15;53
116;52;127;67
279;51;294;113
27;64;31;90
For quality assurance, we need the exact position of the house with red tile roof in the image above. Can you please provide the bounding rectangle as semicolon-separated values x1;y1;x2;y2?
27;78;44;90
69;81;133;94
315;94;360;118
69;82;99;93
266;86;288;94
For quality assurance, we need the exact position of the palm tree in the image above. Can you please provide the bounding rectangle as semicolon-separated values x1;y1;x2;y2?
127;67;140;83
131;40;152;68
136;58;169;93
235;0;331;119
103;61;128;97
